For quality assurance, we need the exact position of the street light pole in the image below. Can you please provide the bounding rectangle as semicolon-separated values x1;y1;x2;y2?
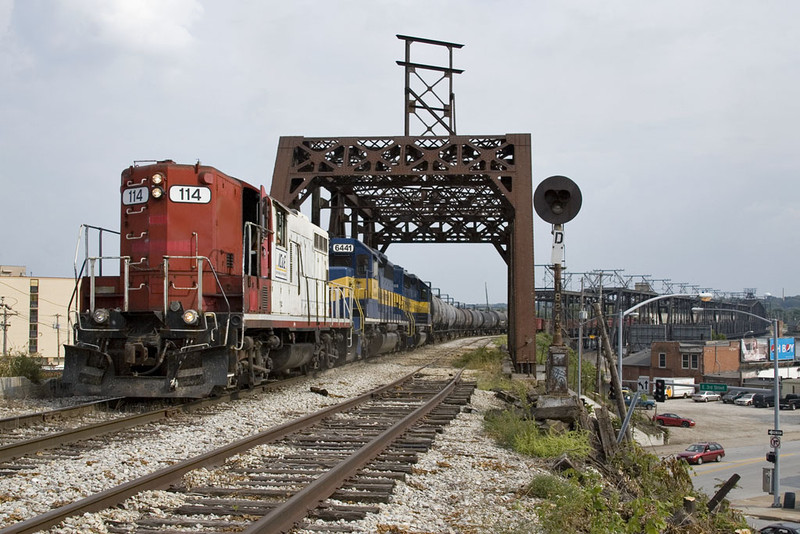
694;307;782;507
617;309;637;383
772;317;780;508
617;293;710;389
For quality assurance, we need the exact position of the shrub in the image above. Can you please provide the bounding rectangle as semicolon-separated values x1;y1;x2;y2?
484;408;592;461
0;351;44;383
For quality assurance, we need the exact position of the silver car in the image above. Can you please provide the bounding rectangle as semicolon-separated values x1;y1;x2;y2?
735;393;756;406
693;391;721;402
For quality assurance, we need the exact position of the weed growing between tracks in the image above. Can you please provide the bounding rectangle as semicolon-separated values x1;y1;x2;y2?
458;343;749;533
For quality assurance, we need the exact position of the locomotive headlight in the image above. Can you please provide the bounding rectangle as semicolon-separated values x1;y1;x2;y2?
92;308;110;324
151;173;164;185
151;186;164;199
182;309;199;325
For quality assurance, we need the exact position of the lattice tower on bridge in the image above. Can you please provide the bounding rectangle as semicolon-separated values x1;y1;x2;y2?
270;36;537;370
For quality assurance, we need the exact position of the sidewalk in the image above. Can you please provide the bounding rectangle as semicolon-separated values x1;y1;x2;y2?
733;493;800;523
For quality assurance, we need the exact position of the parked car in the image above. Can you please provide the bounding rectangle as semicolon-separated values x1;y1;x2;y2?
677;442;725;465
692;391;721;403
652;413;695;427
624;395;655;410
722;391;746;404
735;393;756;406
753;393;775;408
780;394;800;410
760;521;800;534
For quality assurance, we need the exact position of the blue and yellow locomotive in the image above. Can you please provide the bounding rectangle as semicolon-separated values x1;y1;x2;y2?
329;238;431;358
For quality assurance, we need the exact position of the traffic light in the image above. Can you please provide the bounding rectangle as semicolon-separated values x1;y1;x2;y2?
654;379;666;402
533;175;582;224
766;451;776;463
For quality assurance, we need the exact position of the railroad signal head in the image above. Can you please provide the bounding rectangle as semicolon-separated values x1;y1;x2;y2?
534;175;582;224
654;379;667;402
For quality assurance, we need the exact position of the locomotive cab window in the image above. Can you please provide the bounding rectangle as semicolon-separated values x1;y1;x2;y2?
330;254;351;268
356;254;369;276
275;207;287;248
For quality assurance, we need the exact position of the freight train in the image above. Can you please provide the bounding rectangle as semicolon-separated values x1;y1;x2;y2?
63;160;506;398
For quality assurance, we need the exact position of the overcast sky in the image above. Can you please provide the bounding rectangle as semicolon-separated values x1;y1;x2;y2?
1;1;798;305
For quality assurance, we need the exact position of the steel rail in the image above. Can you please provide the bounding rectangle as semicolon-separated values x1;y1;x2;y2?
0;375;310;462
245;369;464;533
0;403;186;462
0;397;123;431
0;366;429;534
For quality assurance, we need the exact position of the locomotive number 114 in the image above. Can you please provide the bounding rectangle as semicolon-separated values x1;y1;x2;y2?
169;186;212;204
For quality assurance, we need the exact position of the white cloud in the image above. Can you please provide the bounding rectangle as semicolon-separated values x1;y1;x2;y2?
68;0;203;55
0;0;12;36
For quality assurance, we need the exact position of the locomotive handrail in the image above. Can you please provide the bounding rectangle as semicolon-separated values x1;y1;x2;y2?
162;255;231;346
125;177;148;187
75;256;132;314
67;256;132;338
327;282;354;320
73;224;121;279
242;221;268;281
125;231;148;240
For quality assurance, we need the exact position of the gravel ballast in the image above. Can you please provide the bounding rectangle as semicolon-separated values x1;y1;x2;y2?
0;338;545;533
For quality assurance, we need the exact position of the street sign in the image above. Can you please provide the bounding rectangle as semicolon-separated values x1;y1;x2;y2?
768;429;784;436
699;383;727;392
771;437;781;448
638;376;650;393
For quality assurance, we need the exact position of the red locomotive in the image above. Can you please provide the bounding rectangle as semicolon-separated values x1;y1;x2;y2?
64;161;353;397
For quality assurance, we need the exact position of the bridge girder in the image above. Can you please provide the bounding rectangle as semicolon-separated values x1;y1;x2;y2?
270;133;536;369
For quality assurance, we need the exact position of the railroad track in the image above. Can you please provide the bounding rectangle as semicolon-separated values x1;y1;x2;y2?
0;337;492;463
1;368;476;534
0;375;309;469
0;397;124;434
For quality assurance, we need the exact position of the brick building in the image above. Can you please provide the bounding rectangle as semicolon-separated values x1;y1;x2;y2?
651;340;741;378
621;340;743;385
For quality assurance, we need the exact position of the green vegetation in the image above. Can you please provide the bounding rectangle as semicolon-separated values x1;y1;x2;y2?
459;342;749;533
485;409;592;461
0;350;43;383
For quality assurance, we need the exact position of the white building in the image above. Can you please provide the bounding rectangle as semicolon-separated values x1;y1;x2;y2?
0;265;74;367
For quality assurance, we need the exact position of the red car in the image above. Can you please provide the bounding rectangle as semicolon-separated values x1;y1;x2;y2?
653;413;695;428
677;442;725;465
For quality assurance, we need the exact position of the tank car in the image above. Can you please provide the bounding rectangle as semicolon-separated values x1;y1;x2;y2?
63;161;353;398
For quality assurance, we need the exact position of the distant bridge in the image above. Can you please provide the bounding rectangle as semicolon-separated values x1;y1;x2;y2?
534;267;769;354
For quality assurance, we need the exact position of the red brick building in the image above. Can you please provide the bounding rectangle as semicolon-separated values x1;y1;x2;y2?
647;340;741;380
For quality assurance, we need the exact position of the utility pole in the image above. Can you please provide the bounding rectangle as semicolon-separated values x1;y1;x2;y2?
53;313;62;366
1;297;13;357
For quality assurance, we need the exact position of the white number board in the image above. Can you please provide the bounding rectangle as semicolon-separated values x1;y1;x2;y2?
332;243;354;253
122;187;149;205
169;186;211;204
